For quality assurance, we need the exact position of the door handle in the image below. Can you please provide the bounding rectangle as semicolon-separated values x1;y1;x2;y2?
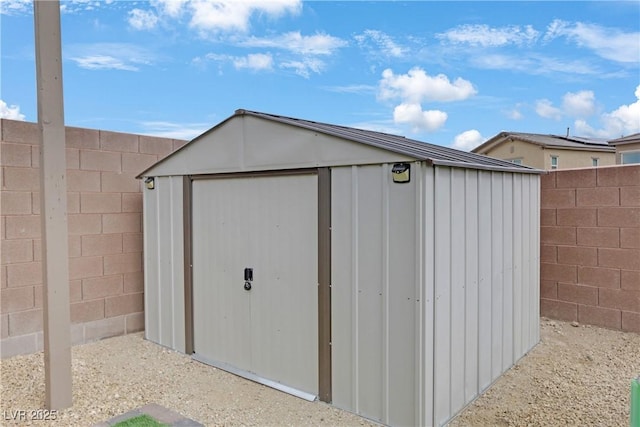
244;267;253;291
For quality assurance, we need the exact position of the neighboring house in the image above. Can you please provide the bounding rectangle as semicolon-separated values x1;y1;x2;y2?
472;132;616;170
608;133;640;164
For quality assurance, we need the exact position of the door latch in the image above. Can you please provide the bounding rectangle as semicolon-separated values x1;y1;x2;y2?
244;268;253;291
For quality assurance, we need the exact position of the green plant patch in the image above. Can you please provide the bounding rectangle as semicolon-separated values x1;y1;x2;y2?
113;414;169;427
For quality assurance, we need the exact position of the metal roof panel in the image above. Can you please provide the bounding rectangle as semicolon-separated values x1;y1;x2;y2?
236;110;542;173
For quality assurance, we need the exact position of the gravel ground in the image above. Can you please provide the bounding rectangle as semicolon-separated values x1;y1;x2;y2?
1;318;638;426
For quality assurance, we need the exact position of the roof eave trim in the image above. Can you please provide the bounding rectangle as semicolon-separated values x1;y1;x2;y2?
427;158;545;174
544;145;615;152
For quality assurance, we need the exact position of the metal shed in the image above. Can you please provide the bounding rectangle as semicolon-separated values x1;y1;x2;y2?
139;109;542;427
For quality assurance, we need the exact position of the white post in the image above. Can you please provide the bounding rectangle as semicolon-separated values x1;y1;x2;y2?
34;0;72;409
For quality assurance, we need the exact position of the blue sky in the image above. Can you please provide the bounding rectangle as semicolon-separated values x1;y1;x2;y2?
1;1;639;150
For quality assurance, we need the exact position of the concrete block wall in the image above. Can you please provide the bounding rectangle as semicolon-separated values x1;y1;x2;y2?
1;119;187;358
540;165;640;332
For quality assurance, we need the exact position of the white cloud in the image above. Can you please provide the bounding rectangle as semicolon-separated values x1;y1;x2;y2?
452;129;484;151
140;120;209;140
379;67;477;103
438;24;539;47
240;32;347;55
152;0;189;18
67;43;156;71
0;100;26;120
70;55;140;71
535;99;563;120
507;108;523;120
0;0;30;15
323;84;376;94
562;90;595;118
377;68;473;133
601;85;640;134
472;53;599;76
128;9;159;30
393;103;447;132
233;53;273;71
280;58;325;78
188;0;301;35
1;0;117;15
545;19;640;64
564;86;640;138
202;51;327;78
354;30;406;58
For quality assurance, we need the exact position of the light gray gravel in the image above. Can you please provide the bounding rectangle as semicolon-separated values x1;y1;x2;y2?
1;318;638;426
450;318;640;426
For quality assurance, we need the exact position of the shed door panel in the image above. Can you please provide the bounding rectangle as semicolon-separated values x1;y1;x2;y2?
192;174;318;396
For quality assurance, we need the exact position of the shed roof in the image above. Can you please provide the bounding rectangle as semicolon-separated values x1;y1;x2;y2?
139;109;543;177
236;110;540;172
473;131;615;154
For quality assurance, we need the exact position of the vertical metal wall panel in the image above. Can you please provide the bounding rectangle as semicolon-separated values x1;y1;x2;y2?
521;175;532;352
170;177;186;353
502;175;514;371
477;170;493;392
414;163;428;427
433;167;452;426
422;164;435;427
531;175;541;346
143;180;159;344
490;172;504;382
512;174;523;359
331;167;354;411
449;168;466;415
331;163;420;426
157;177;173;347
387;164;418;427
463;170;479;404
142;176;185;352
355;166;384;421
350;166;360;412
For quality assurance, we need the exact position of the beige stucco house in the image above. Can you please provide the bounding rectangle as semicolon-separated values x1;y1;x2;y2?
472;132;616;170
608;133;640;164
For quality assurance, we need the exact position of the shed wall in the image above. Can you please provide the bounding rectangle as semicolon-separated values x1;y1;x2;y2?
331;163;423;426
331;163;540;427
431;167;540;426
142;176;185;352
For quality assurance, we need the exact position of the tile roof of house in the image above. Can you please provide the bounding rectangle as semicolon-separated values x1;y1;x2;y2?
473;131;615;153
608;133;640;145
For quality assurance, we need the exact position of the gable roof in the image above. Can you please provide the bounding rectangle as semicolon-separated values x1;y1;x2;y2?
139;109;543;178
236;110;540;172
608;133;640;145
473;131;615;154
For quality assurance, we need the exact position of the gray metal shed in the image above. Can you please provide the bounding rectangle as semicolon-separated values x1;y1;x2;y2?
139;109;542;426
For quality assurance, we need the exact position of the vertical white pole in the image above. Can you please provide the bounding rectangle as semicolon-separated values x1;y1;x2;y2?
34;0;73;409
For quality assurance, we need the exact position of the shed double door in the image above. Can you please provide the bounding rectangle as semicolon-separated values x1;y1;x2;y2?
192;174;318;398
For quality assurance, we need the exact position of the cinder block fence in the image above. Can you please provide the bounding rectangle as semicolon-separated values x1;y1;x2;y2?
540;165;640;332
1;119;187;357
